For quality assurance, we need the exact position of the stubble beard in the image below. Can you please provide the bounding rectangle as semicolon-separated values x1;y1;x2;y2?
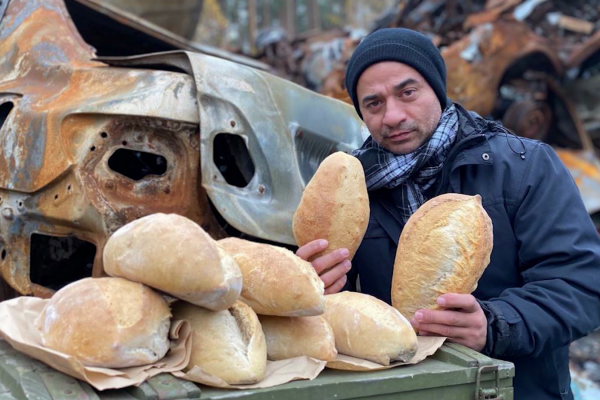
376;114;441;155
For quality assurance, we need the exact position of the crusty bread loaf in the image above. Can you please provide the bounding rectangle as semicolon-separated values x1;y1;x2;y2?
392;194;493;321
323;292;417;365
218;237;325;316
259;315;337;361
103;213;242;311
172;300;266;385
292;151;369;261
36;277;171;368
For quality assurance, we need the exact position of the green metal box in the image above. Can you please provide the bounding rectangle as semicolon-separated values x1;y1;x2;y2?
0;339;513;400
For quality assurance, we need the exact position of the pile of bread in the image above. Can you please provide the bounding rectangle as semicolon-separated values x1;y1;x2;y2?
34;151;493;386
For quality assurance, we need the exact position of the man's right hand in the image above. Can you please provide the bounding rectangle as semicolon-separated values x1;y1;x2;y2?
296;239;352;295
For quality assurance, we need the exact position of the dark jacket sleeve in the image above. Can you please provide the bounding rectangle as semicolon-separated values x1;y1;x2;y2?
481;143;600;359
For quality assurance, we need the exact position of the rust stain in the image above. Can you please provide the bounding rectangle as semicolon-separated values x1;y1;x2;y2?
0;2;105;194
556;150;600;182
443;20;562;116
0;0;226;297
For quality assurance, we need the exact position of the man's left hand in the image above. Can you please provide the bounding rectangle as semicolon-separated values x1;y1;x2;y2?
409;293;487;352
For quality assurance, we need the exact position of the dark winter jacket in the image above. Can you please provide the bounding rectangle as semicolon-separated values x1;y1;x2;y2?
348;104;600;400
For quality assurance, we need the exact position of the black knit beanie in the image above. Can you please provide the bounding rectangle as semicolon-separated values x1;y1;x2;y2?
345;28;447;119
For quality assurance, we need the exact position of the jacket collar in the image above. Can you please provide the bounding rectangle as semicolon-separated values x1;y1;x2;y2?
431;103;493;195
370;103;495;245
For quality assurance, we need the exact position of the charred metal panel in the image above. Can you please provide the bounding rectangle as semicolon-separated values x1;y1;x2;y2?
100;50;367;246
188;52;365;245
0;0;224;296
556;150;600;216
65;0;269;71
443;20;562;117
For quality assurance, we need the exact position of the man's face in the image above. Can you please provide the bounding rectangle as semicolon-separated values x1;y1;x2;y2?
356;62;443;155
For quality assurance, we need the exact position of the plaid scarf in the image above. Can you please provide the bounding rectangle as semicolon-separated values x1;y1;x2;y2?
352;103;459;223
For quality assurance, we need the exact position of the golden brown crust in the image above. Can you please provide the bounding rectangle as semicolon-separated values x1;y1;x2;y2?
37;277;171;368
103;213;242;311
293;152;369;260
259;315;337;361
218;238;325;316
323;292;418;365
391;194;493;321
172;300;266;384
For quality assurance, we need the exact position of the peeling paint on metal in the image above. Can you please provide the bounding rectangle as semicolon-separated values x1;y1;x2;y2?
0;0;224;296
556;149;600;215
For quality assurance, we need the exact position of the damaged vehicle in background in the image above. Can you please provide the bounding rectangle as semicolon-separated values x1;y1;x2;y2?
0;0;366;300
443;19;600;226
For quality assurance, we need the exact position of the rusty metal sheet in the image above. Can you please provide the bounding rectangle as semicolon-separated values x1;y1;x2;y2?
443;20;563;117
556;149;600;216
463;0;521;30
189;52;366;245
72;0;271;72
101;50;367;245
567;30;600;71
0;0;224;296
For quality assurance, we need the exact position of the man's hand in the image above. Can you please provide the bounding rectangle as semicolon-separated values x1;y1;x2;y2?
410;293;487;352
296;239;351;295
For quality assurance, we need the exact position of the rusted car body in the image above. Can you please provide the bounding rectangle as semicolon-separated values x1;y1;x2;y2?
443;20;563;140
0;0;365;298
442;19;600;218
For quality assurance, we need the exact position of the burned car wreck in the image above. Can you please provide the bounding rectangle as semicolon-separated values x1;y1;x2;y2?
0;0;365;299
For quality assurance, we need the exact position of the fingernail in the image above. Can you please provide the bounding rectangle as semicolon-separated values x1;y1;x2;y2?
410;318;418;326
319;239;328;248
415;312;423;322
340;248;349;257
437;297;446;306
343;260;351;270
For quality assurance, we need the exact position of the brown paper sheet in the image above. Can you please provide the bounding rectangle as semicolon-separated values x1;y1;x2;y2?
326;336;446;371
0;296;192;391
173;356;327;389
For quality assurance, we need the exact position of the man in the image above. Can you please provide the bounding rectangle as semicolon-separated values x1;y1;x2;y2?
296;28;600;399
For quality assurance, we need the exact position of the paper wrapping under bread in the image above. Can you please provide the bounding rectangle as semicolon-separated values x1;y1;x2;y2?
173;338;445;387
326;337;446;371
173;356;326;389
0;297;192;391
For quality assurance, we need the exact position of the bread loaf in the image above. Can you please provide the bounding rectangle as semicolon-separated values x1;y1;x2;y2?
172;300;266;385
259;315;337;361
293;151;369;261
391;194;493;321
36;277;171;368
323;292;417;365
103;213;242;311
218;237;325;316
